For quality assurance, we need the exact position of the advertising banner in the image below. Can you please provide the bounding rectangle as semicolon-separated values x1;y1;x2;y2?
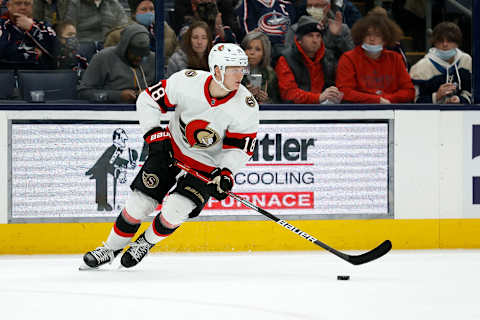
10;120;390;222
464;114;480;218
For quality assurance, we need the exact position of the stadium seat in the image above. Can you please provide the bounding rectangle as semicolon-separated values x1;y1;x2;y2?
0;70;17;99
18;70;78;101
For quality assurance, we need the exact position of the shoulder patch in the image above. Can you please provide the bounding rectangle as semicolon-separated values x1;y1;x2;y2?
185;70;198;77
245;96;256;107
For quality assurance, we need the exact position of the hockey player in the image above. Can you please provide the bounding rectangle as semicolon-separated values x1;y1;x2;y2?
82;43;259;269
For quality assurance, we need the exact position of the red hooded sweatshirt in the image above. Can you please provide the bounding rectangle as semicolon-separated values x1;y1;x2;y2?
275;39;326;104
336;46;415;103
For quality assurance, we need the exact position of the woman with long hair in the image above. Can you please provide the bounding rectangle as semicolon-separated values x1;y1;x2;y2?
240;31;280;103
166;20;213;77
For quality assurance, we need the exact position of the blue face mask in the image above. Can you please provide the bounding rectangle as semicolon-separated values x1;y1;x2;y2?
361;43;383;54
435;48;456;61
135;12;154;27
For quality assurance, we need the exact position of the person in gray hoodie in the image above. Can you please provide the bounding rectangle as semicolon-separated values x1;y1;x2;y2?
78;23;155;103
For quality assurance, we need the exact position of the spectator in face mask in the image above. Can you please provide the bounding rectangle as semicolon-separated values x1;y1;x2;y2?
55;21;88;80
335;13;415;104
409;22;472;104
103;0;177;66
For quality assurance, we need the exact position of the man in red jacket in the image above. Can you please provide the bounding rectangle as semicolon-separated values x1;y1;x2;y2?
336;13;415;104
275;15;343;104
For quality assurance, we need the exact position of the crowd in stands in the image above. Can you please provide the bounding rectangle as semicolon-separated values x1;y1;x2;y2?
0;0;473;104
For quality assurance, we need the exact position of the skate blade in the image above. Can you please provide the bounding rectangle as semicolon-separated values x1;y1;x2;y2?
78;261;124;271
78;261;98;271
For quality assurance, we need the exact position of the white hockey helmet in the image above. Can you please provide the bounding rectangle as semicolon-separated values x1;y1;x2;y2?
208;43;249;91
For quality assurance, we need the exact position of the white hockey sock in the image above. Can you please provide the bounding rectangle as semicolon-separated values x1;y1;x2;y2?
144;225;170;244
143;214;178;244
105;227;133;251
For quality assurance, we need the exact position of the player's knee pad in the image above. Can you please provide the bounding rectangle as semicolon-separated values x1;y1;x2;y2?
125;189;158;221
161;193;196;226
171;171;210;218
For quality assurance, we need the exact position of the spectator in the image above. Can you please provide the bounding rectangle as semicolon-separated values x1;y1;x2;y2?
55;20;88;80
194;1;236;44
286;0;354;66
176;1;236;45
336;12;414;104
33;0;68;25
78;23;155;103
0;0;57;68
103;0;177;67
166;20;212;78
234;0;296;62
409;22;472;104
64;0;128;43
241;31;280;104
173;0;235;34
368;6;407;68
333;0;362;28
275;15;343;104
296;0;362;28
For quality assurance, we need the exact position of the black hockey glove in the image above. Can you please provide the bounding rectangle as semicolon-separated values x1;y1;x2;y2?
208;167;234;200
144;127;174;166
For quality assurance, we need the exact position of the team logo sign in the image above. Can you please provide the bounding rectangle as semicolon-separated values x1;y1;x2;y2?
182;119;220;149
245;96;256;107
142;171;159;188
185;70;197;77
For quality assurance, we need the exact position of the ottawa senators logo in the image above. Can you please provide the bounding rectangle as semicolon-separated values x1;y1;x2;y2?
142;171;159;188
245;96;256;107
185;70;197;77
181;119;220;149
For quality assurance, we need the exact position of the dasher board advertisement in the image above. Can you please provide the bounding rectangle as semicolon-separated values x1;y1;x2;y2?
9;120;391;222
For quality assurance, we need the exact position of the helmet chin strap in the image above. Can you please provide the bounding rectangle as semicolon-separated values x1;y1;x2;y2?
213;68;233;92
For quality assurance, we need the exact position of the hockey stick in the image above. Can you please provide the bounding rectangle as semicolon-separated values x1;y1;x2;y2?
175;161;392;265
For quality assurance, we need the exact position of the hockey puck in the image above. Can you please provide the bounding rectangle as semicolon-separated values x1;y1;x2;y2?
337;275;350;280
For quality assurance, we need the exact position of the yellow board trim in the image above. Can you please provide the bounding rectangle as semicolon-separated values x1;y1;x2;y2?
1;219;480;254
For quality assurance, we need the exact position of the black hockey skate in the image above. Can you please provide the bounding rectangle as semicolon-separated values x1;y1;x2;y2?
82;243;122;268
120;233;155;268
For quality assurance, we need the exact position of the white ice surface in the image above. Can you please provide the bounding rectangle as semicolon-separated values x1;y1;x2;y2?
0;250;479;320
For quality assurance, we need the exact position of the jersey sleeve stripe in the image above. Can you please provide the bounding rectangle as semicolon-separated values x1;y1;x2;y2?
145;80;175;112
223;131;257;156
225;131;257;139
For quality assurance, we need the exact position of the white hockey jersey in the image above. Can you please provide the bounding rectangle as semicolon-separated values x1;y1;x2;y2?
136;69;259;174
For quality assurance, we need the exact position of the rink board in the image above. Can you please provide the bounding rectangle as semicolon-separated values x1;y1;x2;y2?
1;218;480;254
3;109;480;253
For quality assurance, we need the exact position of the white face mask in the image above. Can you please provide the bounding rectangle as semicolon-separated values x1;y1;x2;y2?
306;6;324;22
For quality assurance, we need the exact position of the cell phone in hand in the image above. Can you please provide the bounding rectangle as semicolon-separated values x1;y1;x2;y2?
249;74;262;88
